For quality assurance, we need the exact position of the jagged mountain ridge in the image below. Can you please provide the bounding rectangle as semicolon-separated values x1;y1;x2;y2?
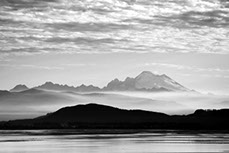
35;82;101;92
10;71;190;92
10;84;29;92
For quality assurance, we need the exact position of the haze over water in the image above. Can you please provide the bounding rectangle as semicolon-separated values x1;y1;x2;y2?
0;130;229;153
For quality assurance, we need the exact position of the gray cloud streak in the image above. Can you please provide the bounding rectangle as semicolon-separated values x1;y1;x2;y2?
143;62;229;73
0;63;64;70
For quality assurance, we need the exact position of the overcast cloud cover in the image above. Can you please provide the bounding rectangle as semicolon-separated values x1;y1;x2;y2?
0;0;229;55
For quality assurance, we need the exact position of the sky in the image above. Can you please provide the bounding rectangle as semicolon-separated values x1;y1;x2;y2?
0;0;229;94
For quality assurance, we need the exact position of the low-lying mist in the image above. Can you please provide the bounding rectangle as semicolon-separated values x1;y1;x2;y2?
0;90;228;121
107;91;229;110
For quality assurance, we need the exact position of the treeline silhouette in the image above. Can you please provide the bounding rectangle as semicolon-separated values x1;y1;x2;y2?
0;103;229;130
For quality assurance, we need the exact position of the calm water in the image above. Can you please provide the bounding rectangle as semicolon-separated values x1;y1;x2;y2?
0;130;229;153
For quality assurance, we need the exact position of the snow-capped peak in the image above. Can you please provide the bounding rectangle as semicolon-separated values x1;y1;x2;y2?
135;71;188;91
104;71;190;91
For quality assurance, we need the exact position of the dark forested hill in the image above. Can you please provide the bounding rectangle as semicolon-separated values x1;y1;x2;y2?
1;103;229;130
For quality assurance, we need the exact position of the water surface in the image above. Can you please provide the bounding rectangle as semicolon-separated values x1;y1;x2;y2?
0;130;229;153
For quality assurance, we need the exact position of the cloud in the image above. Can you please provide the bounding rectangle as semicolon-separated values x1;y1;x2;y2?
0;63;63;70
180;73;229;79
0;0;58;9
199;74;229;78
0;0;229;56
45;22;133;32
142;62;229;73
61;63;96;67
0;62;97;70
45;37;128;45
168;10;229;28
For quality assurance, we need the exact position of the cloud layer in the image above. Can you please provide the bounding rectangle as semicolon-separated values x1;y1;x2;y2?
143;62;229;72
0;0;229;55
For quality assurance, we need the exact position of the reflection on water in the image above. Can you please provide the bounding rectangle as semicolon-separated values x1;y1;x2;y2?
0;130;229;153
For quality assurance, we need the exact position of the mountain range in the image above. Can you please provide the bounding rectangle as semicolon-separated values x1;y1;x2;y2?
9;71;190;92
1;71;228;121
1;103;229;130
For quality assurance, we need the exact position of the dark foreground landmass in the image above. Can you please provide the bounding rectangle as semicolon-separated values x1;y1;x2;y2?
0;103;229;130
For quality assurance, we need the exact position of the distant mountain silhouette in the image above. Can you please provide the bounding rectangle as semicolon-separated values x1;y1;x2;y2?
19;88;44;94
75;84;101;92
36;81;101;92
10;84;29;92
1;103;228;130
29;71;190;92
36;82;76;91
